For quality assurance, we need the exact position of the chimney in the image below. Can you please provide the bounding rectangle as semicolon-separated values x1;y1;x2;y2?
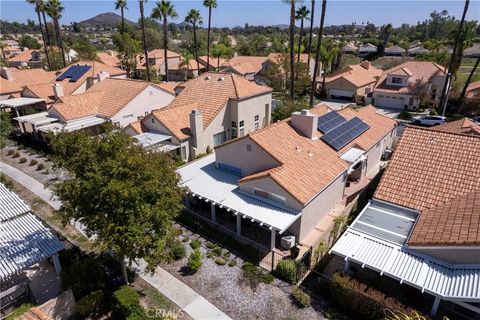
189;109;204;150
106;50;113;56
53;83;64;99
360;60;370;70
291;109;318;140
1;67;13;80
97;71;110;82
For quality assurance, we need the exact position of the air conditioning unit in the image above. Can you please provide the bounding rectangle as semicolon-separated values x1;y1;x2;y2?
281;235;296;249
382;149;393;161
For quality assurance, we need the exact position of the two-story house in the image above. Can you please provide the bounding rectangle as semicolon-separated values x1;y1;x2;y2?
177;105;397;269
372;61;447;110
125;72;272;160
136;49;182;79
330;126;480;318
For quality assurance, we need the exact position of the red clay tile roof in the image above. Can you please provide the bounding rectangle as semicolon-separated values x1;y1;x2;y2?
157;81;181;95
0;78;22;95
226;56;269;75
322;62;383;87
374;61;446;94
228;105;397;205
137;49;181;70
7;49;39;62
466;80;480;98
1;68;57;95
198;55;229;69
408;190;480;246
151;72;272;140
125;121;147;135
429;118;480;136
50;91;103;121
96;51;120;67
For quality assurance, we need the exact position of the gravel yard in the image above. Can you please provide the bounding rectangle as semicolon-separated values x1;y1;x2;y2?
160;225;329;320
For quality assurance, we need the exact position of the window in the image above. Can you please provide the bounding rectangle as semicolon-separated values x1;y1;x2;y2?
254;188;269;199
213;131;227;146
231;121;237;128
391;77;402;84
254;114;259;130
181;146;186;160
151;118;155;123
123;114;134;119
239;120;244;127
217;162;242;176
254;115;259;121
231;128;237;139
239;128;244;137
255;122;260;130
254;188;286;205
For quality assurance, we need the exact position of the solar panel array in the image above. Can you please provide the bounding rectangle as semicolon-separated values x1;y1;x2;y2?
317;111;347;133
321;117;370;151
56;65;92;82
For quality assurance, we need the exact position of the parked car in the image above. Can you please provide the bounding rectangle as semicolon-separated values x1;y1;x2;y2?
412;116;446;126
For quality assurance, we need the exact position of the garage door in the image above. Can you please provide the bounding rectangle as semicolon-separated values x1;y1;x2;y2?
375;95;405;109
329;89;354;100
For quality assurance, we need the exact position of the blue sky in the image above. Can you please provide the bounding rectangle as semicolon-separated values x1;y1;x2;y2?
1;0;479;28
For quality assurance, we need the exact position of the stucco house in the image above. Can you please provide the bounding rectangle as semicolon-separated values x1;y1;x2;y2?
6;49;42;68
330;126;480;318
465;80;480;100
384;45;406;56
358;43;377;55
321;61;382;103
15;78;174;136
371;61;447;110
125;72;272;161
0;67;57;100
136;49;182;78
198;55;230;71
177;105;397;267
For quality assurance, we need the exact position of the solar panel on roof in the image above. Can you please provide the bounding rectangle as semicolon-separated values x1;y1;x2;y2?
317;111;347;133
55;65;91;82
321;117;370;151
56;65;80;81
69;65;91;82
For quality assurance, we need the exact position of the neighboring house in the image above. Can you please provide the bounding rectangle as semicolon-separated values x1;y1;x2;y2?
330;126;480;318
6;49;43;68
463;43;480;58
341;43;358;54
321;61;382;103
198;55;230;71
384;45;406;56
3;46;22;58
21;60;127;105
2;39;20;48
177;105;397;267
358;43;377;55
372;61;446;110
136;49;182;78
97;50;120;67
0;67;57;100
407;46;429;57
222;55;270;81
0;183;64;312
267;53;318;80
15;78;174;135
465;80;480;100
126;72;273;161
429;117;480;136
168;59;201;81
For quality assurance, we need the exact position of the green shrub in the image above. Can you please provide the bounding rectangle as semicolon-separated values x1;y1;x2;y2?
170;240;186;260
397;111;412;121
228;259;237;267
114;286;144;320
190;239;201;249
61;256;108;300
0;173;13;189
292;287;311;308
206;251;215;259
5;303;34;320
212;246;222;257
215;257;227;265
36;163;45;171
276;259;298;284
6;149;14;156
182;236;190;242
206;241;216;249
29;159;38;166
76;290;104;316
242;262;257;277
259;274;275;284
223;251;231;258
19;157;27;163
12;151;20;158
187;249;203;272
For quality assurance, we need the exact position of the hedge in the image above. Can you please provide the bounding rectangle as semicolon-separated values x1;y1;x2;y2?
114;286;145;320
76;290;104;317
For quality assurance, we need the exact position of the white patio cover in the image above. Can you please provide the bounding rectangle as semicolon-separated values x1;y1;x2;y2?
177;155;301;233
0;98;44;108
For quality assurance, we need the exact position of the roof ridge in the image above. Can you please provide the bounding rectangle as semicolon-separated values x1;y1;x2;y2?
410;123;480;139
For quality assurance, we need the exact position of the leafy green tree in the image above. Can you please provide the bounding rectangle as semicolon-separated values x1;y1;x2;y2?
185;9;203;73
114;0;128;32
51;124;184;284
113;32;141;77
212;43;230;70
135;27;162;51
0;111;12;148
18;34;41;49
203;0;217;71
151;0;177;82
71;37;97;60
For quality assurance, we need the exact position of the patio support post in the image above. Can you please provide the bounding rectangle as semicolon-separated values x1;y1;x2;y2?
52;253;62;277
185;196;190;209
211;203;216;223
430;297;441;316
343;259;350;273
270;228;276;250
236;214;241;235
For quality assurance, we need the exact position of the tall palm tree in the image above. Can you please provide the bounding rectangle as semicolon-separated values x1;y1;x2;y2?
459;56;479;105
306;0;315;72
203;0;217;71
450;22;476;79
309;0;327;107
185;9;202;74
27;0;51;69
380;23;392;56
179;54;193;80
295;5;310;63
39;1;52;48
319;43;338;92
286;0;296;100
115;0;128;32
151;0;177;82
439;0;470;115
138;0;150;81
45;0;66;67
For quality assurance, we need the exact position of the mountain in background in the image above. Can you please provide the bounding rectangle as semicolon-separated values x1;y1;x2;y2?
78;12;135;27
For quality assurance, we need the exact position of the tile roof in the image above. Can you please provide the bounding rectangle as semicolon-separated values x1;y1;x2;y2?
374;126;480;244
198;55;229;69
226;56;269;75
385;45;406;54
408;190;480;246
466;80;480;98
7;49;38;62
126;121;147;134
230;105;397;205
96;51;120;67
157;81;181;94
323;62;383;87
137;49;181;70
151;72;272;140
50;91;103;121
0;78;22;95
374;61;446;94
23;83;56;103
429;118;480;136
267;53;312;64
1;68;57;95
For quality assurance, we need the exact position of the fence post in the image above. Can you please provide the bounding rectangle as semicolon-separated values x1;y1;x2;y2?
257;244;260;266
271;250;275;272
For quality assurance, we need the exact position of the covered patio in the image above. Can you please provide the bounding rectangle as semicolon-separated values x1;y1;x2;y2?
0;98;46;117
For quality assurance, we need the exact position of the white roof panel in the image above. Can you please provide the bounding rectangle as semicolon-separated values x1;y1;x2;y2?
177;155;301;233
0;98;44;108
341;147;365;164
0;183;31;222
134;132;172;148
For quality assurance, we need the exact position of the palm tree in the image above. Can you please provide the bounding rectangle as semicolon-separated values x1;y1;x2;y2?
27;0;51;69
459;56;479;105
439;0;470;115
286;0;296;100
45;0;66;68
179;54;193;80
203;0;217;71
38;1;52;48
212;43;229;70
380;23;392;56
306;0;315;72
319;43;337;93
115;0;128;32
151;0;177;82
451;22;476;79
309;0;327;107
295;5;310;63
185;9;202;74
138;0;150;81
